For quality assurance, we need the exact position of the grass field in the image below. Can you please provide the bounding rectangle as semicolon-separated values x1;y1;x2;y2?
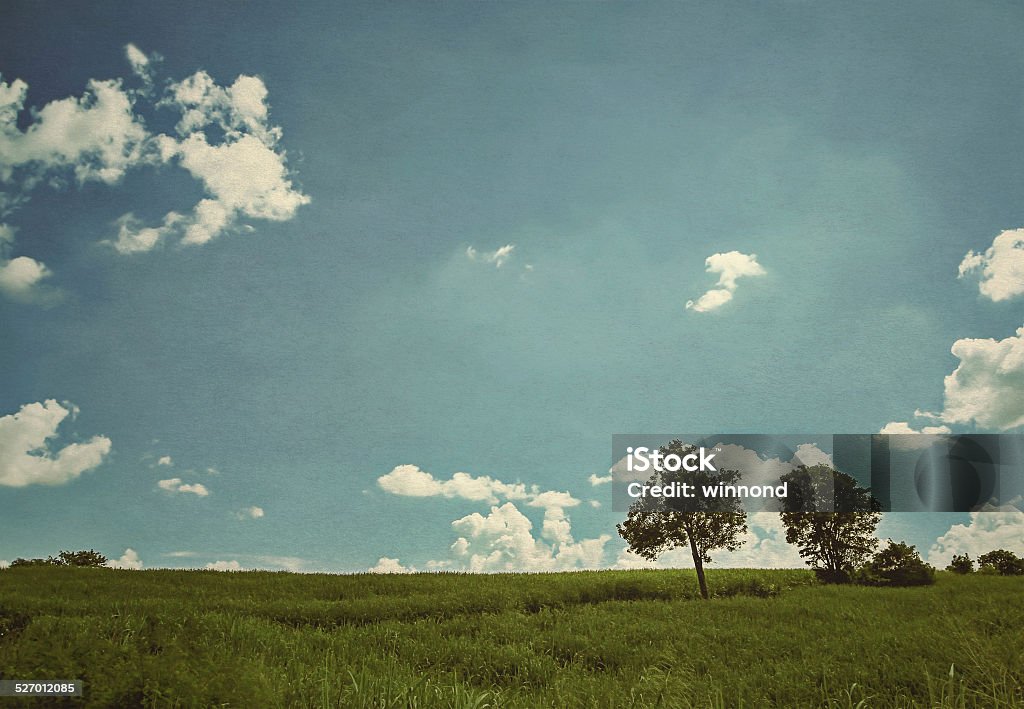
0;567;1021;708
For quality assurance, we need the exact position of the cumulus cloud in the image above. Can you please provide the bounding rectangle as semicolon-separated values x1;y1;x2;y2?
447;502;610;573
377;464;533;504
378;465;609;572
686;251;766;313
0;75;148;186
466;244;515;268
958;229;1024;302
0;400;111;487
0;45;309;295
106;548;143;570
588;473;612;486
878;422;953;451
0;560;9;569
235;505;264;520
0;222;53;302
157;455;172;466
125;70;310;250
936;326;1024;430
206;560;243;571
157;477;210;497
927;509;1024;568
368;557;415;574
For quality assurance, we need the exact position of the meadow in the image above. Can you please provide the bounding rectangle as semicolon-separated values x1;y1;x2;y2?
0;567;1021;707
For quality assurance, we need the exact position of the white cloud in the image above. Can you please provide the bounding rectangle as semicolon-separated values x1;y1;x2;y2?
1;49;309;289
106;548;143;570
157;455;172;466
0;76;148;186
936;326;1024;430
927;509;1024;568
466;243;515;268
878;421;953;450
0;400;111;487
0;560;9;569
368;557;415;574
235;505;264;520
958;229;1024;302
124;44;152;83
0;222;53;302
686;251;766;313
377;464;533;504
157;477;209;497
588;473;612;486
446;502;610;573
113;70;310;251
378;465;609;572
206;560;243;571
879;421;952;435
0;254;51;300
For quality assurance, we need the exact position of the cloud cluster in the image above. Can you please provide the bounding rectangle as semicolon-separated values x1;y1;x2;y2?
376;465;610;572
686;251;766;313
0;43;309;300
0;400;111;487
158;477;209;497
927;509;1024;568
106;548;143;570
206;560;243;571
958;229;1024;302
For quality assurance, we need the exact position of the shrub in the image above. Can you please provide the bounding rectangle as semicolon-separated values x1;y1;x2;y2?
978;550;1024;576
945;553;974;574
857;540;935;586
813;567;853;584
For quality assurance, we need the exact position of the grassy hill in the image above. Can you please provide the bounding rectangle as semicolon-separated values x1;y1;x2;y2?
0;567;1020;707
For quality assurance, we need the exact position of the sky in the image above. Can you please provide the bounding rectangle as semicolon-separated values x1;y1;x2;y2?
1;2;1023;573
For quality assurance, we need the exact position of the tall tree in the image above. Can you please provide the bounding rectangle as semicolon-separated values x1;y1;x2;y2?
779;464;881;582
617;440;747;599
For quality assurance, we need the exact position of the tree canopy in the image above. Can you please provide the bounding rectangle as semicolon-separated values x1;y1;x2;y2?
779;464;881;582
617;440;747;599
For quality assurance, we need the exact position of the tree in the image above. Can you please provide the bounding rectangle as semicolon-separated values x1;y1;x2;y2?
978;549;1024;576
779;464;881;583
946;553;974;574
617;440;747;599
7;550;108;569
857;540;935;586
8;558;50;568
55;550;108;567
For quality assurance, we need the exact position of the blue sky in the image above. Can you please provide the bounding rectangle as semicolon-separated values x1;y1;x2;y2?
2;2;1023;573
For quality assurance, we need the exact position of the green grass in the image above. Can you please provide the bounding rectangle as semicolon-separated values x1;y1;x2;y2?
0;568;1020;707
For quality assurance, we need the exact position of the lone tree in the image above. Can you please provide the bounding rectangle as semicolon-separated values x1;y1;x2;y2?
779;464;881;583
617;440;747;599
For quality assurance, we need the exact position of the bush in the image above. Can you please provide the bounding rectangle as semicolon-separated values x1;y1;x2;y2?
978;550;1024;576
857;540;935;586
946;553;974;574
813;567;853;584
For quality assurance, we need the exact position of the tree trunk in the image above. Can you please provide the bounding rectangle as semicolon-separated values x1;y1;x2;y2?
688;533;709;600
